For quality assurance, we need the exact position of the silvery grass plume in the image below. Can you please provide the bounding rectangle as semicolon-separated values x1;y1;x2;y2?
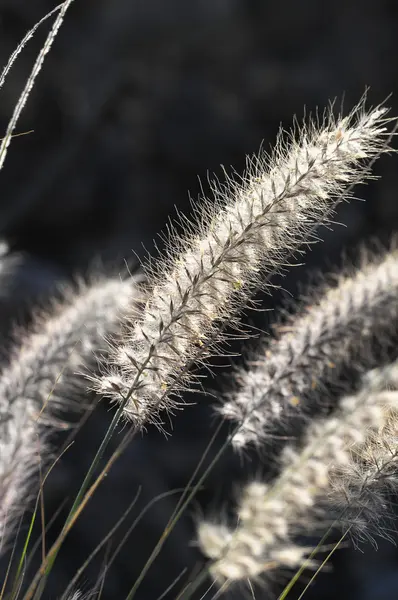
95;101;393;430
197;359;398;586
329;363;398;545
221;245;398;451
0;273;142;556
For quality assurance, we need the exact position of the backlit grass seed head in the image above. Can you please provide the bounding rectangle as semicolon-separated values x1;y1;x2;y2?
0;274;142;554
328;365;398;543
96;102;393;429
221;246;398;451
198;362;398;584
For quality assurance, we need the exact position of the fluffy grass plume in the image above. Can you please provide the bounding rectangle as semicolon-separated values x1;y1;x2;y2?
221;244;398;450
198;360;398;585
95;101;392;430
329;363;398;544
0;274;142;555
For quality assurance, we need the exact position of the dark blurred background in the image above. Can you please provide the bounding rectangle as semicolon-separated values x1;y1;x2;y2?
1;1;398;599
